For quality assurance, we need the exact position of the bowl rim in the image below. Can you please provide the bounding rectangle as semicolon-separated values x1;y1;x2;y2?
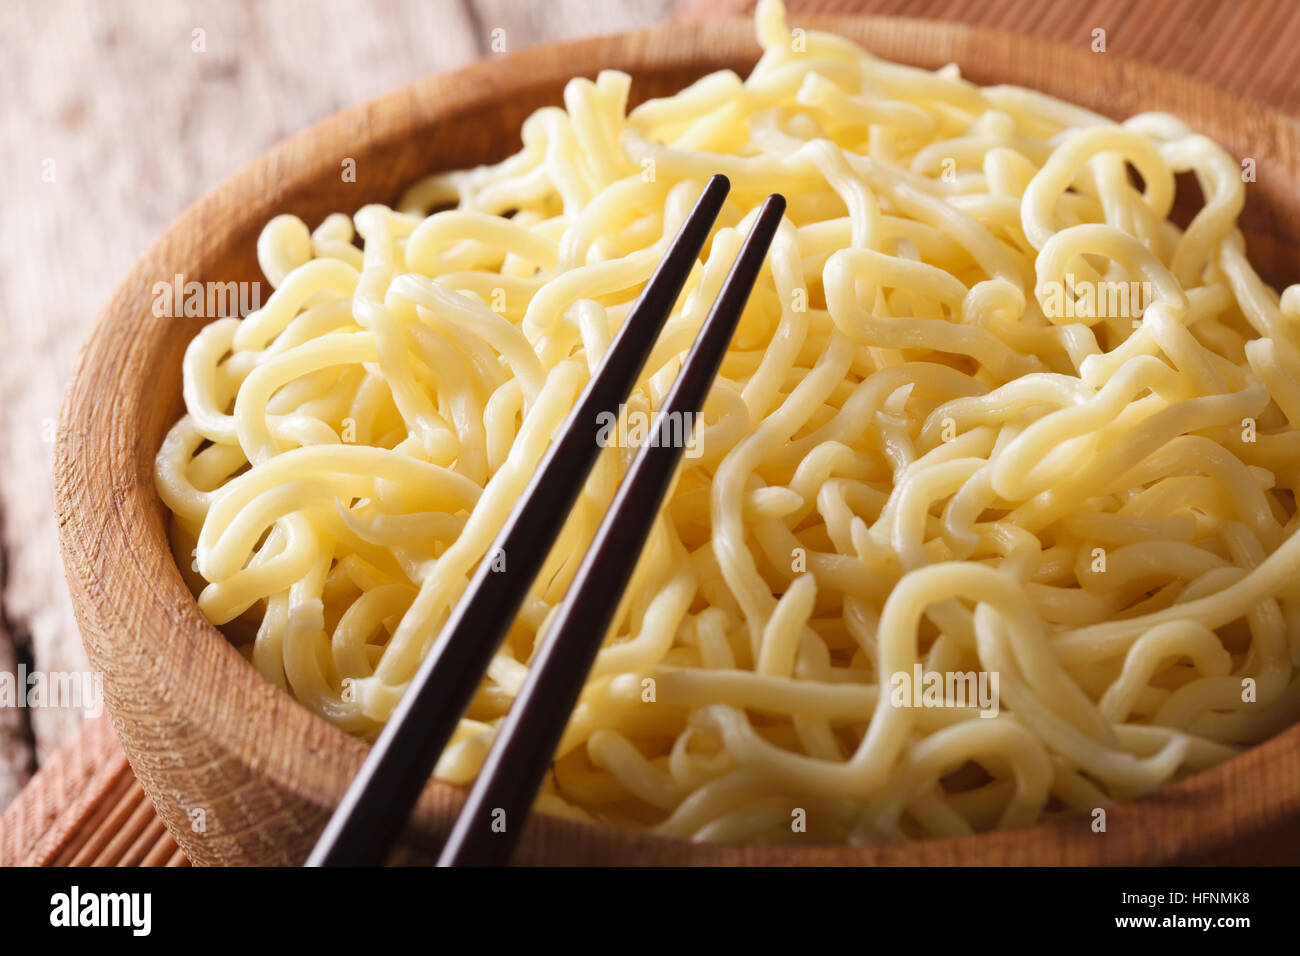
54;12;1300;865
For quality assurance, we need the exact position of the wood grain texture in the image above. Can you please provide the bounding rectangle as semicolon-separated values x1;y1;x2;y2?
0;0;681;809
53;16;1300;865
0;715;185;867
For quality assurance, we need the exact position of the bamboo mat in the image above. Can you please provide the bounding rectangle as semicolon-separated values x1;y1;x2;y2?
0;716;186;866
7;0;1299;868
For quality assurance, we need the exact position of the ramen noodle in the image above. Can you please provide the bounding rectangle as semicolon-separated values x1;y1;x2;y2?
156;0;1300;843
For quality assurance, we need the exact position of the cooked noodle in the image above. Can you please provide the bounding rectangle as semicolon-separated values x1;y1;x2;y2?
157;0;1300;843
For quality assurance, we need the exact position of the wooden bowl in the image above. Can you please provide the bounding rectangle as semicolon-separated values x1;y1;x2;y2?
54;15;1300;866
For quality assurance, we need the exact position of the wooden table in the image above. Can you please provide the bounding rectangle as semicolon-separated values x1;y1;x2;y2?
2;0;1298;863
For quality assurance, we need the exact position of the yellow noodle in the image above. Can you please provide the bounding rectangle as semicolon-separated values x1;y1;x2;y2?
158;0;1300;845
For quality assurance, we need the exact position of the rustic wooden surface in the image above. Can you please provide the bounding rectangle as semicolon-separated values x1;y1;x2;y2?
52;12;1300;865
3;0;1300;844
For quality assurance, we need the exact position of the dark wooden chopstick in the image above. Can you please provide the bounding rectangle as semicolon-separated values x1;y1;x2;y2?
438;193;787;866
306;174;731;867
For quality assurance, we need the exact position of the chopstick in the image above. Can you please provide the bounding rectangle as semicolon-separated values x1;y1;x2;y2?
307;174;731;867
307;179;787;868
438;192;786;866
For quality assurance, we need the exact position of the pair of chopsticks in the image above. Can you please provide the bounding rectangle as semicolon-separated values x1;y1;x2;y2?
307;174;785;867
